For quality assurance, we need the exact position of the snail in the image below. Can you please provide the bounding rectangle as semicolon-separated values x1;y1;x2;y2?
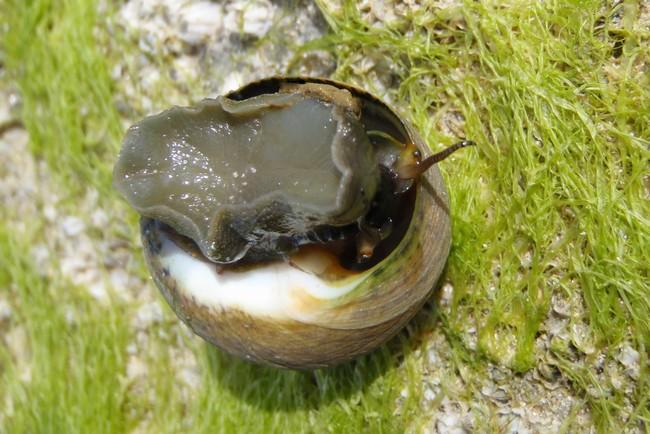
113;77;473;369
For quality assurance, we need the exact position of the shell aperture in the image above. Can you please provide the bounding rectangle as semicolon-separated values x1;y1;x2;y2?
113;89;380;264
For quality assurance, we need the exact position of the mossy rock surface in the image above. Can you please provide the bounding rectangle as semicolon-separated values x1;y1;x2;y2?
0;0;648;432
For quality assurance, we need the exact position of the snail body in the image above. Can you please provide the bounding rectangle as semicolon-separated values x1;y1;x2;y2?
114;77;470;369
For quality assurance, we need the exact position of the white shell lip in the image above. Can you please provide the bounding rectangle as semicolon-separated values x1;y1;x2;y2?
156;228;369;322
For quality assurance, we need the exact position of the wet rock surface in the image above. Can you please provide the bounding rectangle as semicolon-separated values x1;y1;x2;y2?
114;0;334;115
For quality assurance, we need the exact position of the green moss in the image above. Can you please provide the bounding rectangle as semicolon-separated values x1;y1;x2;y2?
0;225;130;434
316;0;649;429
1;0;123;196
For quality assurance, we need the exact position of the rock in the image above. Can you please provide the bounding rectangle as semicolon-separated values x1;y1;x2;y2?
126;355;148;381
60;216;86;237
221;71;244;94
224;0;275;38
88;282;109;301
178;2;224;45
134;302;164;329
172;55;200;83
617;345;640;379
439;282;454;308
0;299;12;323
43;205;58;222
241;0;274;38
178;365;202;390
436;418;465;434
109;269;130;289
91;209;109;228
570;322;595;355
507;417;532;434
139;66;162;90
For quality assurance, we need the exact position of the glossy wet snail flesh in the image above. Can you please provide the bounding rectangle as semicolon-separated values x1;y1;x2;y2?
113;77;473;369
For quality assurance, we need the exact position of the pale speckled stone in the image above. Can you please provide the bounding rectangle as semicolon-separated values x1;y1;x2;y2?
178;2;224;45
178;365;202;390
439;282;454;309
507;417;532;434
570;322;596;355
88;282;109;301
617;345;640;380
172;55;200;83
61;215;86;237
435;397;468;434
117;0;331;108
109;269;130;291
0;299;12;322
126;355;148;381
241;0;275;38
43;204;58;222
134;302;164;329
91;209;109;228
221;71;245;94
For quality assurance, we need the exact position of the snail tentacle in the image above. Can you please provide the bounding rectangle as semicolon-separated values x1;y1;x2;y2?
397;140;476;179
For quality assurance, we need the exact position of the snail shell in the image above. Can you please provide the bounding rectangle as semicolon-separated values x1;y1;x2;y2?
120;77;452;369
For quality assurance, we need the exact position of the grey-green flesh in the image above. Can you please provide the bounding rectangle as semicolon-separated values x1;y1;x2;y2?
113;92;379;263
